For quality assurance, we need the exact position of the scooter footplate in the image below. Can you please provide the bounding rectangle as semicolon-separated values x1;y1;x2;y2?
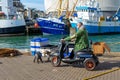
62;58;79;63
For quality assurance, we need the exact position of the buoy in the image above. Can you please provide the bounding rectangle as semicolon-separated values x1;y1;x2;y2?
34;23;39;28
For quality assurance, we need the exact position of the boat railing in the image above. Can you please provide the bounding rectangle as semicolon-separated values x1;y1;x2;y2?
0;14;24;20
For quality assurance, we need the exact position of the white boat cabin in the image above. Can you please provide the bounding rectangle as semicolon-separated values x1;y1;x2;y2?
0;0;23;20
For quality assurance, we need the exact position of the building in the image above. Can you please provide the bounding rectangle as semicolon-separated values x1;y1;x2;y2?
0;0;24;17
24;8;45;19
96;0;120;17
13;0;24;12
0;0;16;16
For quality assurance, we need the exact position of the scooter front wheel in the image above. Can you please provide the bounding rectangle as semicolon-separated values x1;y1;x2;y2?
84;58;96;71
51;56;61;67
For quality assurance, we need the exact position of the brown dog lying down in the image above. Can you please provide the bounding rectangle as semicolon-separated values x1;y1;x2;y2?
0;48;22;57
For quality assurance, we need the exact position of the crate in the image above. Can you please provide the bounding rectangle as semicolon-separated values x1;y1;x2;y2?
35;38;49;47
30;38;49;56
92;42;110;55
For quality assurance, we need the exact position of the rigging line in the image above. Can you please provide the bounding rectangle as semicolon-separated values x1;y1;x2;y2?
69;0;78;17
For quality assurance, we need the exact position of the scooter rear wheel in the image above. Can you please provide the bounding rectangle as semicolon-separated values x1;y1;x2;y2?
51;56;61;67
84;58;96;71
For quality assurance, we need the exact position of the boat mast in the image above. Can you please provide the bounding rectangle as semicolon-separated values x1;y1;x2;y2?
65;0;69;18
58;0;62;18
69;0;78;17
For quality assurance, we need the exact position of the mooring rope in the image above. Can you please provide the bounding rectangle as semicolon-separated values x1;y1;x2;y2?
83;68;120;80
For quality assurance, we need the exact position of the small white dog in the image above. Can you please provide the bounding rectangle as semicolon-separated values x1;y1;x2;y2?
33;51;43;64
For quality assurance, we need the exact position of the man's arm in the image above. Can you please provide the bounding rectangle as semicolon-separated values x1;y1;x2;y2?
64;34;76;41
61;29;83;42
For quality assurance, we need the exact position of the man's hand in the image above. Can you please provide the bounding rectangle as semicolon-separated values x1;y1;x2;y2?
60;39;65;43
71;39;75;42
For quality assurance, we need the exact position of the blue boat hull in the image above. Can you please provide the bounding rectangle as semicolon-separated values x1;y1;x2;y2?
40;27;68;35
37;19;69;35
71;22;120;35
85;25;120;34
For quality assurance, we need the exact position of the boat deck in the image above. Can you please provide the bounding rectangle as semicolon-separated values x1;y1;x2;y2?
0;53;120;80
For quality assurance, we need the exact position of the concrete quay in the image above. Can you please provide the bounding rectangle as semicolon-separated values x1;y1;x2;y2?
0;52;119;80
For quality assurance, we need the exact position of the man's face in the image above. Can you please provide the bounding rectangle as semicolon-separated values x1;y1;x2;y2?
77;23;82;29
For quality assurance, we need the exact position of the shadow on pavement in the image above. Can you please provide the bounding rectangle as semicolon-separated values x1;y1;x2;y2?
0;62;2;64
50;60;120;71
95;61;120;71
59;62;84;68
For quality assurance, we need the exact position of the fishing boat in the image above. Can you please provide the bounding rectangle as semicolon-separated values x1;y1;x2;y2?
70;0;120;35
36;0;78;35
0;0;26;36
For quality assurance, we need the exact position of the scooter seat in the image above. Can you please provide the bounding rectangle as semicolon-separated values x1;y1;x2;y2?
76;52;93;58
78;48;92;52
77;52;92;55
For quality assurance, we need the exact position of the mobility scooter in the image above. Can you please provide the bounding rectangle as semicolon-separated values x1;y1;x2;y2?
51;41;99;71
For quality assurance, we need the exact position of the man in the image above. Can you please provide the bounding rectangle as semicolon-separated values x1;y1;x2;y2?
61;22;89;57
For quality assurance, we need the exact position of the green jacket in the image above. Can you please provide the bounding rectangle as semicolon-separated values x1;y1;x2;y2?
64;28;89;52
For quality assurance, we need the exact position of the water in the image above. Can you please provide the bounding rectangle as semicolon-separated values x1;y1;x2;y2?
0;34;120;52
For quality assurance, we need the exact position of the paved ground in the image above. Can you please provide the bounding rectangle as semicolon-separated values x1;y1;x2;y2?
0;53;120;80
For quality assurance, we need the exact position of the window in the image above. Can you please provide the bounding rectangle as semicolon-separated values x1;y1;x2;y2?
91;10;94;12
0;6;2;11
